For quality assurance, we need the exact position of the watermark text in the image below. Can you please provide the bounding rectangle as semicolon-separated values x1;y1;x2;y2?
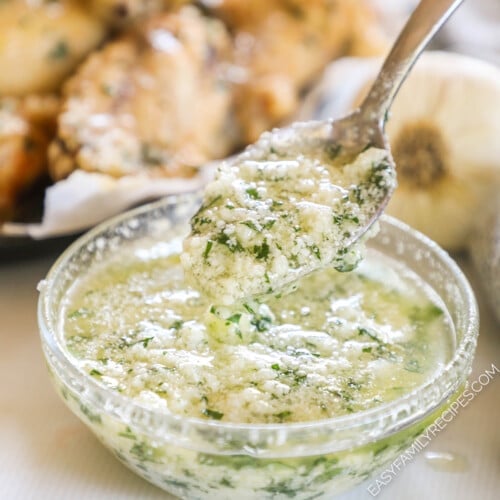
367;363;499;497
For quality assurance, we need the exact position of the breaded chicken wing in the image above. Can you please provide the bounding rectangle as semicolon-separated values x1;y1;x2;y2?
49;7;235;180
0;1;107;96
0;95;59;222
204;0;387;142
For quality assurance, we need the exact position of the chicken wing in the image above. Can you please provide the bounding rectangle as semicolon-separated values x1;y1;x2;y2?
204;0;387;142
49;6;235;180
0;95;59;222
0;1;107;96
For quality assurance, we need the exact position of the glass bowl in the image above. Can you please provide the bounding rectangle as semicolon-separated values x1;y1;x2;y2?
38;192;479;500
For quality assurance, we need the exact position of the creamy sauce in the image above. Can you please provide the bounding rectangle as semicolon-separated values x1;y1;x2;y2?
62;236;451;424
182;122;396;305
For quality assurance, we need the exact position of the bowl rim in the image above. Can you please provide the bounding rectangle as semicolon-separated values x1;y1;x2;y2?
38;193;479;456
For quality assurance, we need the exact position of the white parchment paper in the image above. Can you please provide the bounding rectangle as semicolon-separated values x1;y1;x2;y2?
1;169;211;239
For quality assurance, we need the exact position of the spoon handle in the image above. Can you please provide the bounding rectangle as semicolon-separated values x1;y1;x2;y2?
360;0;464;126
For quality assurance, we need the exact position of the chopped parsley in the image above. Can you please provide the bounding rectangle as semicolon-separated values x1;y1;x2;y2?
245;187;260;200
48;40;69;60
202;408;224;420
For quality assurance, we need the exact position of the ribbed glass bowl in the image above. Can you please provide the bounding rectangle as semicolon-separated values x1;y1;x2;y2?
38;193;479;500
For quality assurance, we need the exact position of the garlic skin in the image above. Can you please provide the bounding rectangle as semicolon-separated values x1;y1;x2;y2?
469;199;500;325
298;51;500;251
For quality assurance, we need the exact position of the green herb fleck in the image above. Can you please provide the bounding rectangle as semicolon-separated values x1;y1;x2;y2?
164;479;189;491
410;304;443;325
242;220;259;232
243;303;255;314
310;244;321;260
374;444;389;456
79;403;101;424
263;480;298;497
141;336;154;348
220;477;234;488
48;40;69;60
171;320;184;330
130;441;161;463
216;232;244;253
358;327;382;343
274;410;292;422
202;195;222;210
118;427;136;440
347;378;361;390
263;219;276;230
253;241;270;260
68;308;91;319
251;313;272;332
193;216;211;228
202;408;224;420
314;466;343;484
246;187;260;199
227;313;241;324
203;240;213;260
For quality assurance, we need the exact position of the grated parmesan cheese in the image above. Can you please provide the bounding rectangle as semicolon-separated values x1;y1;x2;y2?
63;240;451;424
182;121;396;305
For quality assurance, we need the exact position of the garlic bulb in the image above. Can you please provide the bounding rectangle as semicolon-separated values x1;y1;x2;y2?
298;51;500;251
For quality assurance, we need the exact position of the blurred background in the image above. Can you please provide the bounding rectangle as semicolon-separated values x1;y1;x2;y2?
1;0;498;238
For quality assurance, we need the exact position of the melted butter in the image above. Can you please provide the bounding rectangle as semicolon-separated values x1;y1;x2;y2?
61;238;452;424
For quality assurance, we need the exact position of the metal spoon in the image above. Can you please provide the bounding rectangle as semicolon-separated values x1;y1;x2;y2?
184;0;464;304
329;0;464;224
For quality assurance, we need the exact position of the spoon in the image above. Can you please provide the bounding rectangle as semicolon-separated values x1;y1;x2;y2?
183;0;464;305
329;0;464;216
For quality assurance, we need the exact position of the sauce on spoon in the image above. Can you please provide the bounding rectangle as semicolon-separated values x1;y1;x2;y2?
182;122;395;305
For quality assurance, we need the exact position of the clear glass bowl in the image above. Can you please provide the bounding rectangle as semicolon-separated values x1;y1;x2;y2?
38;193;479;500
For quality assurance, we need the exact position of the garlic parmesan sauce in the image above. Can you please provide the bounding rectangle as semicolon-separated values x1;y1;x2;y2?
61;236;452;425
55;121;451;499
182;121;396;305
